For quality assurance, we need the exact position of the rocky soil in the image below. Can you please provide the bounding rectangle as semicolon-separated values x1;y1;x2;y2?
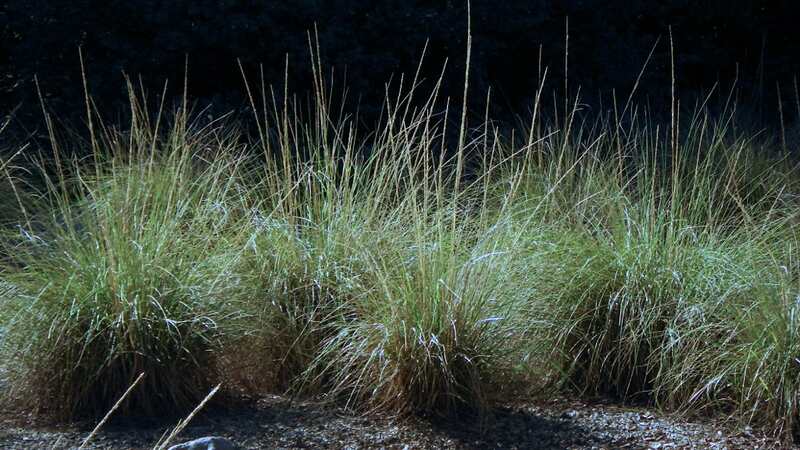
0;394;791;449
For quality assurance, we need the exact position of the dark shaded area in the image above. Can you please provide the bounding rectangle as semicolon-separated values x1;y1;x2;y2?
0;395;782;449
0;395;616;449
2;1;799;147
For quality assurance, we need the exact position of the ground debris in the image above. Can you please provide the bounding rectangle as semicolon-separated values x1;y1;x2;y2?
0;396;790;449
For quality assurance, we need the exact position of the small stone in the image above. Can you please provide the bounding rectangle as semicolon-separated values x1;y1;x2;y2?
561;410;578;419
167;436;238;450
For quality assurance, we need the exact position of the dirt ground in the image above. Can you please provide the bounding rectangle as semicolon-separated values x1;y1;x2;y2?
0;393;791;449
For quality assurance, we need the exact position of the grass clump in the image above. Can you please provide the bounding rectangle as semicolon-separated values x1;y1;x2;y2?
509;109;800;439
310;209;524;417
0;110;254;419
232;68;527;415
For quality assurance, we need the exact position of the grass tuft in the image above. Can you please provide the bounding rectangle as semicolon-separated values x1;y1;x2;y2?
2;54;800;443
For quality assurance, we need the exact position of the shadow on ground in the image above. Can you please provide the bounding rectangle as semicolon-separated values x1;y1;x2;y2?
1;395;779;449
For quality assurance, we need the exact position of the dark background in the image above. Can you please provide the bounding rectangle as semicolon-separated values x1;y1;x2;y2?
1;0;799;145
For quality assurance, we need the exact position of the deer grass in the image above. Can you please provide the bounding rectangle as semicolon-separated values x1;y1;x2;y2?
0;106;255;419
1;52;800;443
508;104;800;439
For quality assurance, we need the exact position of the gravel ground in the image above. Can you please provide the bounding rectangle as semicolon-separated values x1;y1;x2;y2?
0;394;791;450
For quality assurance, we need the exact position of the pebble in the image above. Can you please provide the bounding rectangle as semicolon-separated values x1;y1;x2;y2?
167;436;238;450
0;396;787;449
